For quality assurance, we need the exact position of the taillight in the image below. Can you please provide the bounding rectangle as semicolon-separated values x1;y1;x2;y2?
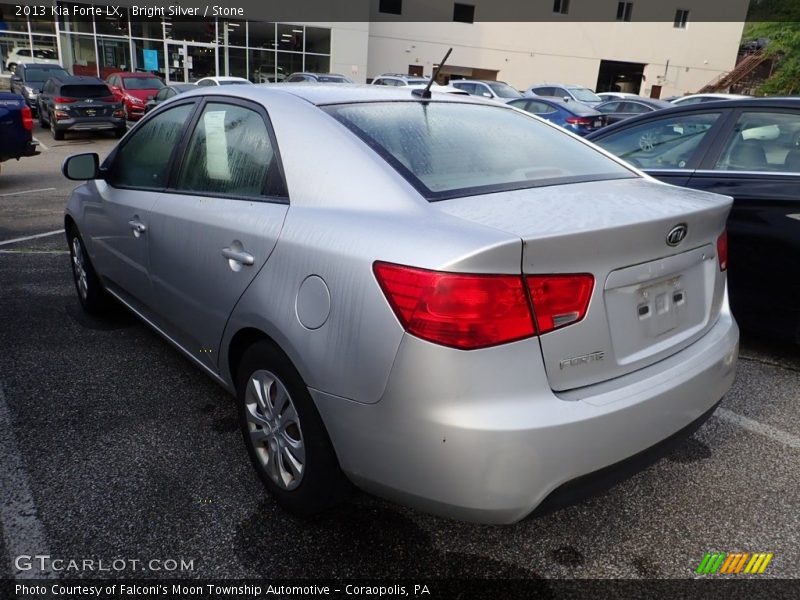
526;274;594;334
20;105;33;131
373;262;535;350
54;96;76;104
717;230;728;271
565;117;593;126
373;262;595;349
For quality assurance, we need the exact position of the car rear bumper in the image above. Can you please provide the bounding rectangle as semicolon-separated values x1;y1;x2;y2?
55;118;126;132
313;306;738;524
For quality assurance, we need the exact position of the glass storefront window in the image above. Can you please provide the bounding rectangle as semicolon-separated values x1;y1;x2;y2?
221;20;246;47
133;38;164;77
57;3;93;34
277;24;303;52
304;54;331;74
130;18;162;40
277;51;303;77
97;36;130;78
60;33;98;77
95;11;129;37
305;27;330;54
249;48;277;83
0;3;28;33
219;46;247;79
168;18;216;45
248;21;275;51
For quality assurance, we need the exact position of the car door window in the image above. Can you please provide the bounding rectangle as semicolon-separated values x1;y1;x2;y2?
529;101;556;114
533;87;554;96
714;111;800;172
623;102;650;114
592;112;721;169
175;102;284;198
599;102;621;113
107;103;195;188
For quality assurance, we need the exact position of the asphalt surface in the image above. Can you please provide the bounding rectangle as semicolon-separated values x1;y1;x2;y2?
0;128;799;582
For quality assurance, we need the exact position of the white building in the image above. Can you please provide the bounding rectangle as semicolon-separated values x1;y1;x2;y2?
0;0;749;98
366;0;750;98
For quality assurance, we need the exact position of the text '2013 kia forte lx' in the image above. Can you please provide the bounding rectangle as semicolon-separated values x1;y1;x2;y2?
62;85;739;524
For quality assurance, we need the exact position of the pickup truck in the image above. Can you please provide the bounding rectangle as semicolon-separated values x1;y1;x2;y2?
0;92;39;176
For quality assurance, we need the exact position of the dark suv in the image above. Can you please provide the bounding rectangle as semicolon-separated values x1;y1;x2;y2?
10;64;71;116
37;76;126;140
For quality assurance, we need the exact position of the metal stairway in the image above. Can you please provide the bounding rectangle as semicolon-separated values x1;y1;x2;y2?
697;50;767;93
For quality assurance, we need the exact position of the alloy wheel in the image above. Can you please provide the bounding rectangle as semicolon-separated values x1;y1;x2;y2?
244;369;306;491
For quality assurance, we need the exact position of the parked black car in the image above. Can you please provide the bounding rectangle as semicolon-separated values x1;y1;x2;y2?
586;98;800;344
594;98;674;125
144;83;198;114
37;76;126;140
0;92;39;177
9;64;71;115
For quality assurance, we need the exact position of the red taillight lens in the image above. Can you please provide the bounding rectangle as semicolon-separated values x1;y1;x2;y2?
20;105;33;131
717;230;728;271
565;117;593;126
525;274;594;334
54;96;76;104
373;262;536;350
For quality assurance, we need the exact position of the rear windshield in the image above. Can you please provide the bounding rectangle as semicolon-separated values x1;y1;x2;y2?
219;80;250;85
487;82;522;98
25;68;70;82
33;49;57;59
325;101;634;200
318;76;351;83
60;85;112;99
123;77;164;90
570;88;602;102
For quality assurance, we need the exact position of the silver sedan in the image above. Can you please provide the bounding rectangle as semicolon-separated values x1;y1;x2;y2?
62;85;739;523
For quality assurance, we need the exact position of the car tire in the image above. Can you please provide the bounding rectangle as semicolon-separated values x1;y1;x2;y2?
236;340;350;517
38;109;46;128
67;225;112;315
50;114;64;140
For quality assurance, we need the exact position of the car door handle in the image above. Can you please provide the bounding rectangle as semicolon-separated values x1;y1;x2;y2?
221;247;254;266
127;219;146;235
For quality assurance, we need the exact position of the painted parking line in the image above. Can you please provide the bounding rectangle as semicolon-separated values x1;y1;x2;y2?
0;230;64;247
0;385;56;579
0;187;57;198
0;250;69;255
32;138;49;151
715;408;800;450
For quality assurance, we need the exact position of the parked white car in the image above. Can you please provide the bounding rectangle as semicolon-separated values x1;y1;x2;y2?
195;76;252;86
5;47;59;72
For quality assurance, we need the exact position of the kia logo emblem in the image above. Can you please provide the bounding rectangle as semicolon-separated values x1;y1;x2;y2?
666;224;688;246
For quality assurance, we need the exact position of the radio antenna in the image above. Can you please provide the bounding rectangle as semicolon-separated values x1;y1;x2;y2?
412;47;453;99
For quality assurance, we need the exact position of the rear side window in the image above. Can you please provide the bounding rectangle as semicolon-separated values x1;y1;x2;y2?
60;85;112;99
714;111;800;172
592;112;721;170
175;103;283;198
108;103;194;189
326;101;633;200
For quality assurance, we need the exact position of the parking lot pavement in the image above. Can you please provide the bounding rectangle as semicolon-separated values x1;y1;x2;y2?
0;147;799;581
0;125;118;240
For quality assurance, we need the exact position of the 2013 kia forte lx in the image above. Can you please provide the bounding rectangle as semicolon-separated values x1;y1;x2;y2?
62;85;739;524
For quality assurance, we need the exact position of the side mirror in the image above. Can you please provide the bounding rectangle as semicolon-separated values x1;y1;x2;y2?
482;92;492;98
62;153;101;181
563;96;571;102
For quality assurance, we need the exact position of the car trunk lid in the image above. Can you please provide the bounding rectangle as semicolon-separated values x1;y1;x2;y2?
433;177;732;391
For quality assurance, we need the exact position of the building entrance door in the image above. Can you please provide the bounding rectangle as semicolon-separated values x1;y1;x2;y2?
167;42;217;83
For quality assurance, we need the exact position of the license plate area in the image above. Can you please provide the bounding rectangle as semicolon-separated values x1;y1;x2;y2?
636;276;685;338
604;245;714;366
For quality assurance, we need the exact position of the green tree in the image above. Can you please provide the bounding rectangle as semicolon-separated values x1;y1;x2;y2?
744;0;800;94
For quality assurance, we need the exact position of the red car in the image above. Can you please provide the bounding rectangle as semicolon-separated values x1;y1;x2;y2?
105;72;165;121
